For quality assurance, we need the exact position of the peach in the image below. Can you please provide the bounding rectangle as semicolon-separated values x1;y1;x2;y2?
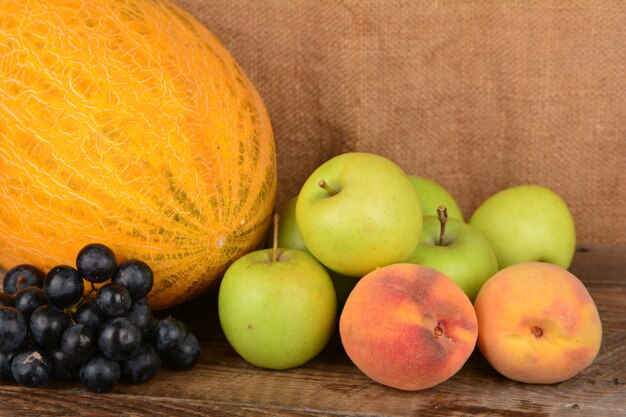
339;263;478;391
474;262;602;384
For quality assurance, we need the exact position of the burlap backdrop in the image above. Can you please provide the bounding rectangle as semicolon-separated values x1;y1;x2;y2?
176;0;625;245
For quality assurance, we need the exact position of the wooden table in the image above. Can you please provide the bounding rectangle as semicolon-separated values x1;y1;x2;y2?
0;244;624;416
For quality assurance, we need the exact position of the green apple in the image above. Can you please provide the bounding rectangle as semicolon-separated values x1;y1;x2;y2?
296;152;422;277
408;206;498;301
469;184;576;269
218;239;337;370
266;196;308;253
408;175;464;221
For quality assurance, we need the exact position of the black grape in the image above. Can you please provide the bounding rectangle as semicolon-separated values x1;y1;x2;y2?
73;301;107;333
48;347;80;381
98;317;141;361
95;283;131;317
61;323;95;363
162;333;201;371
79;354;120;393
76;243;117;284
126;298;155;337
3;264;45;295
13;286;47;318
121;342;161;384
0;307;28;352
112;259;154;300
29;305;70;349
151;317;187;352
0;350;16;380
43;265;84;309
11;349;51;388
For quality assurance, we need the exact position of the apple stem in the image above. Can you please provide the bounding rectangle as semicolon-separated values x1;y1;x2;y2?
272;212;279;262
437;205;448;246
318;179;338;196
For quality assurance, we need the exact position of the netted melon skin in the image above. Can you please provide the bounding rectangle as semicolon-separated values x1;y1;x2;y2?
0;0;277;309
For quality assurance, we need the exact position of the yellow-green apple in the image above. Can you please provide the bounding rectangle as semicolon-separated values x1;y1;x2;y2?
408;206;498;301
296;152;422;277
469;185;576;269
218;219;337;370
474;262;602;384
266;197;307;253
339;263;478;391
408;175;464;221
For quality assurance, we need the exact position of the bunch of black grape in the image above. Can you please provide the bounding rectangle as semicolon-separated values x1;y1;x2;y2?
0;243;201;392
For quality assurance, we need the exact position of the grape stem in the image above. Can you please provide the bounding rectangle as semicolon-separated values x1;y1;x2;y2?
83;283;97;299
66;282;97;320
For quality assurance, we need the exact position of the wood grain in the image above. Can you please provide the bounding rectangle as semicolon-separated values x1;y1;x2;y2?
0;244;625;416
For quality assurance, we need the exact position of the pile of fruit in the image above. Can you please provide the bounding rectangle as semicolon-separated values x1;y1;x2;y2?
0;151;604;393
217;151;602;391
0;0;603;398
0;244;200;392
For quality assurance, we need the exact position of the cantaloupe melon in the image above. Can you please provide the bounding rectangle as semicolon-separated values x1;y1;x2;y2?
0;0;277;309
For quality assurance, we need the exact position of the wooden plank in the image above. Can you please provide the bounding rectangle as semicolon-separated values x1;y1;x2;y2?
0;244;625;416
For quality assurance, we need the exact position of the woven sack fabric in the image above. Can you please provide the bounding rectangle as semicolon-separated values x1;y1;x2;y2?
176;0;626;245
